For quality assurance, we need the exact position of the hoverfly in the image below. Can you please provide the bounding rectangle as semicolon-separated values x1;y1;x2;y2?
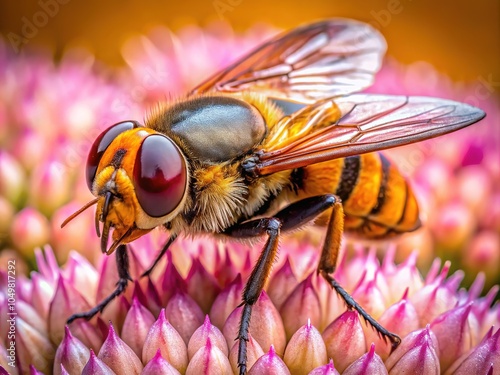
62;19;485;373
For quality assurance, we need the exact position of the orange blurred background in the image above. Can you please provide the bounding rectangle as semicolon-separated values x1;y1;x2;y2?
1;0;499;84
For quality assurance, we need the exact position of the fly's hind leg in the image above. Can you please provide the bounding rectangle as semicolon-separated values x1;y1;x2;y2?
224;194;354;374
317;194;401;351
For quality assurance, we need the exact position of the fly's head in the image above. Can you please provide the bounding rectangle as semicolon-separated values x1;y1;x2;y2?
62;121;189;254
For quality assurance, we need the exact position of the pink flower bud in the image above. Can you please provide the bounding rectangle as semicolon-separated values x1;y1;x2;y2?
431;201;476;251
280;273;321;340
126;247;148;281
82;349;116;375
385;325;440;374
484;151;500;184
267;257;299;310
209;274;243;329
142;350;181;375
283;320;327;375
394;228;435;271
98;323;143;374
480;192;500;232
455;165;492;216
10;208;50;258
342;343;388;375
411;263;458;325
63;252;99;305
29;365;45;375
352;273;388;321
142;309;188;373
121;297;156;358
445;327;500;374
67;318;103;353
158;253;187;305
169;239;195;278
16;317;55;375
470;284;500;338
322;310;366;373
11;130;48;172
54;326;90;375
49;276;93;343
34;246;59;281
229;335;264;374
307;359;340;375
367;290;419;360
248;345;290;375
29;159;71;216
463;231;500;282
0;150;26;206
430;302;480;372
313;273;344;330
131;279;162;318
413;158;453;205
241;251;255;279
17;299;47;337
223;291;286;356
213;247;240;286
165;290;205;344
185;338;232;375
344;247;380;290
188;315;228;359
383;251;424;301
50;202;98;263
186;258;221;313
94;256;129;325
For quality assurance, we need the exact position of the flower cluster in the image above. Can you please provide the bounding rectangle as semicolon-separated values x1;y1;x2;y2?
0;21;499;374
1;235;499;374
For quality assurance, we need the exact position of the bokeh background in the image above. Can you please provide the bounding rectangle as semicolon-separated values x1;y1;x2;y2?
0;1;499;287
1;0;499;81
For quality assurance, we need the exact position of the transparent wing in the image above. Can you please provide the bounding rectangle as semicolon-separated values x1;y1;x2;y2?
255;94;486;175
189;19;387;103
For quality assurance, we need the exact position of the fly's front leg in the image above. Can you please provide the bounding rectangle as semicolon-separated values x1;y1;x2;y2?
316;195;401;351
141;234;177;278
67;244;132;324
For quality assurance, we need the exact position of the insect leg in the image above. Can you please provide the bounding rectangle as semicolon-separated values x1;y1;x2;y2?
141;234;178;278
223;195;346;373
224;217;282;375
316;195;401;351
67;244;132;324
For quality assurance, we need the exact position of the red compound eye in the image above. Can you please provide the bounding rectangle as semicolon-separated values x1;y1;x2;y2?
86;121;141;191
133;134;187;218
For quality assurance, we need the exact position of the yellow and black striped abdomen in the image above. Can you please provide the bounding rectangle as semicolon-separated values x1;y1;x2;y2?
295;152;421;238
